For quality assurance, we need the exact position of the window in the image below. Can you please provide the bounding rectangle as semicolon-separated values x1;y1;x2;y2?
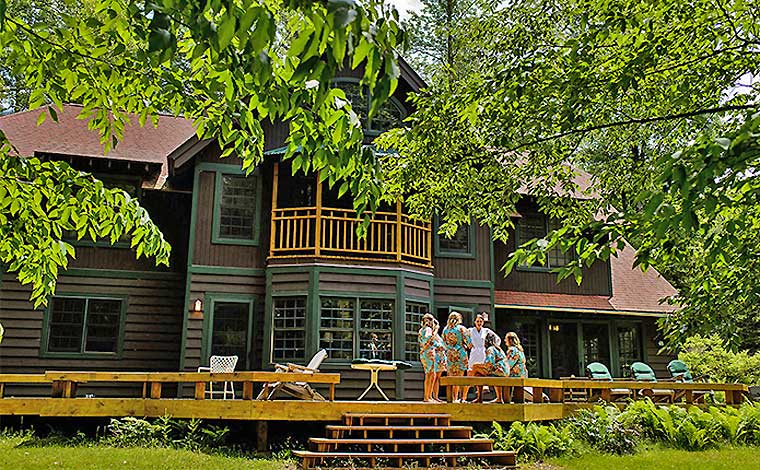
435;221;476;258
272;297;306;361
45;296;124;355
209;302;251;366
405;302;428;362
516;213;573;268
333;80;406;133
319;297;395;360
617;324;643;373
212;172;261;245
507;318;542;377
582;323;611;370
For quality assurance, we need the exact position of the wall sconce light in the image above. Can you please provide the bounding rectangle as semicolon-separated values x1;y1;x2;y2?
193;298;203;314
548;324;560;332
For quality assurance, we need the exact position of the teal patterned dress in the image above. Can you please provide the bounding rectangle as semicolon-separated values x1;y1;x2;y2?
418;327;436;373
442;324;472;376
506;346;528;378
433;333;448;373
484;346;507;377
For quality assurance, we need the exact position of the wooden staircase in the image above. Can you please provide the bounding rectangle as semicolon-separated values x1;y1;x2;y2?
293;413;516;469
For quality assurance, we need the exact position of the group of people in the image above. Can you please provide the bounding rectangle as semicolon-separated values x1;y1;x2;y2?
418;312;527;403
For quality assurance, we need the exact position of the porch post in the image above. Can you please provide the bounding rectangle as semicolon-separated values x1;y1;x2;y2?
270;162;279;256
315;171;323;256
396;199;402;262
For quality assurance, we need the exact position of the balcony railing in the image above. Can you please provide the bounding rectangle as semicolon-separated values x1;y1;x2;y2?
270;205;432;267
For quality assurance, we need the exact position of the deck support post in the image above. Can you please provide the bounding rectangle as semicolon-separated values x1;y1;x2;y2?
315;171;322;256
256;421;268;452
243;381;254;400
150;382;162;399
194;382;205;400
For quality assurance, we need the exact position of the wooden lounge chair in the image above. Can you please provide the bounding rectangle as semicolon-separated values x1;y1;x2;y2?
631;361;674;403
258;349;329;401
667;359;711;403
586;362;632;402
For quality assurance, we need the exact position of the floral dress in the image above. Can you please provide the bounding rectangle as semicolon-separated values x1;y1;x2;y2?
418;327;436;373
434;332;448;373
506;346;528;378
483;346;507;377
442;324;472;376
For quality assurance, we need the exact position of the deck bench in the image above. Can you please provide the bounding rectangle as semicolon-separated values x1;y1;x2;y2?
439;377;565;403
42;371;341;401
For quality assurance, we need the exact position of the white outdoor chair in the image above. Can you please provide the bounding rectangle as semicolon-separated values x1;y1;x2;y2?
197;355;239;399
258;349;328;401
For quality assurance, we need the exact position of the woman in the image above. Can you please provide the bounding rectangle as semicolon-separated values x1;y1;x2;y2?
465;313;500;402
442;311;472;402
473;332;508;403
505;332;528;378
418;313;437;402
432;318;448;403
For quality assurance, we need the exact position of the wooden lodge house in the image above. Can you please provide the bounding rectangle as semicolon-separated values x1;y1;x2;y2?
0;63;677;400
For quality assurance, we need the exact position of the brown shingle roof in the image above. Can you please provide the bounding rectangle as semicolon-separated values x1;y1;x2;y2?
495;242;677;315
0;105;196;182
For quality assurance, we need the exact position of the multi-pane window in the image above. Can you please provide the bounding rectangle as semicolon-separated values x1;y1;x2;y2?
333;81;406;132
46;296;122;354
517;213;573;268
438;223;472;255
617;324;643;373
359;300;393;360
508;318;541;378
320;298;355;360
272;297;306;361
218;175;257;240
210;302;250;365
405;302;428;362
582;323;611;370
319;297;395;360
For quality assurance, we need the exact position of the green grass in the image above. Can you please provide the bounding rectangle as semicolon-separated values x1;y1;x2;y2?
541;446;760;470
0;436;293;470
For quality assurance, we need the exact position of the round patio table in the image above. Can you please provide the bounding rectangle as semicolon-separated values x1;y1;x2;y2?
351;362;397;401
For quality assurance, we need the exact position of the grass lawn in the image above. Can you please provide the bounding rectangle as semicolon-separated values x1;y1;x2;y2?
0;436;294;470
539;447;760;470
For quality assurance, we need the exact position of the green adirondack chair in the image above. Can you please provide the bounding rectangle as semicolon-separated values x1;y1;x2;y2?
630;362;674;403
667;359;711;403
585;362;632;402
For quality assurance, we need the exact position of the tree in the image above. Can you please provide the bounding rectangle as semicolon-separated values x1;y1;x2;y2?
379;0;760;349
0;0;406;307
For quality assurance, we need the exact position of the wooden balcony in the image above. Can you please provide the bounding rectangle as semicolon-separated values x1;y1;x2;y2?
269;164;432;267
270;206;431;266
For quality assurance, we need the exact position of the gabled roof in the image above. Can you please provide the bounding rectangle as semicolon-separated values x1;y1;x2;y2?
0;104;196;185
495;242;678;316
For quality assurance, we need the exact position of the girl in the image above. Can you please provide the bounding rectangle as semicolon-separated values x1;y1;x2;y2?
418;313;437;402
432;318;448;403
466;313;500;402
505;331;528;378
442;311;472;402
483;332;508;403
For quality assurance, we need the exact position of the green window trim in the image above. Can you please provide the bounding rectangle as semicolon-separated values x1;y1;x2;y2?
318;295;396;363
211;168;263;246
270;295;308;363
514;212;574;272
200;293;256;370
433;218;477;259
40;293;128;359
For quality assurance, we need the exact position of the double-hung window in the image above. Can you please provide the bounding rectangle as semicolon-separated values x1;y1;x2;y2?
319;297;394;361
404;302;429;362
271;297;307;362
212;172;262;245
44;295;125;356
516;213;573;268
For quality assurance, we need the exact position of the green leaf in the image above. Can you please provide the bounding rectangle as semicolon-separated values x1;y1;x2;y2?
217;15;236;50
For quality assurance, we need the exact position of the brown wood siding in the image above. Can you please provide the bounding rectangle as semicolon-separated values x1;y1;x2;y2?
271;271;309;292
434;284;492;314
319;272;396;295
191;164;272;269
0;272;184;396
433;225;492;280
404;277;431;299
183;273;266;373
493;230;611;296
644;318;674;378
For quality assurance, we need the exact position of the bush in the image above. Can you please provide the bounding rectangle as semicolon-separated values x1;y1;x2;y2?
105;416;230;451
564;405;640;455
679;334;760;386
485;421;572;461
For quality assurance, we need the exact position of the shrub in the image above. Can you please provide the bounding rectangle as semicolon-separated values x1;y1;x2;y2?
486;421;572;461
564;406;640;455
105;416;230;451
679;335;760;386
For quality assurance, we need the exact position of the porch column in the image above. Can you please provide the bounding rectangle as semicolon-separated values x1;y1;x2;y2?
396;199;402;262
315;171;323;256
270;162;279;256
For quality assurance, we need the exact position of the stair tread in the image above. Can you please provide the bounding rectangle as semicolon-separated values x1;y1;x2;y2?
310;437;491;444
343;413;452;418
293;450;514;457
326;425;471;431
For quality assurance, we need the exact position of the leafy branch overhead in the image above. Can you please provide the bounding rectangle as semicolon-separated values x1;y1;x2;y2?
0;0;406;305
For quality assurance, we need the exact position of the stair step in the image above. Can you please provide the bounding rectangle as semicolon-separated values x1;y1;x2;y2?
293;450;516;466
309;437;493;451
326;425;471;432
343;413;452;419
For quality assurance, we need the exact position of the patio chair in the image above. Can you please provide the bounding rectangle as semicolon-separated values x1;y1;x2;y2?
585;362;632;402
197;355;239;400
667;359;711;403
258;349;329;401
631;361;674;403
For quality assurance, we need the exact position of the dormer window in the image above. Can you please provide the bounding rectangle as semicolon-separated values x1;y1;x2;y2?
332;79;406;134
516;213;574;269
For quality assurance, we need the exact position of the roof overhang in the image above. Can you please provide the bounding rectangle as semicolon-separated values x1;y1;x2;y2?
495;303;668;318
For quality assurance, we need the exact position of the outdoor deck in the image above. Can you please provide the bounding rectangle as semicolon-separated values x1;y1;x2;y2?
0;372;749;424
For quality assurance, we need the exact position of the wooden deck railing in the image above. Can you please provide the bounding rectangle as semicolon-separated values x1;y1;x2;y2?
270;205;432;266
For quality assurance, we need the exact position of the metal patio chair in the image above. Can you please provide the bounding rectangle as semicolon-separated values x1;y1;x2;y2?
198;355;239;399
258;349;329;401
